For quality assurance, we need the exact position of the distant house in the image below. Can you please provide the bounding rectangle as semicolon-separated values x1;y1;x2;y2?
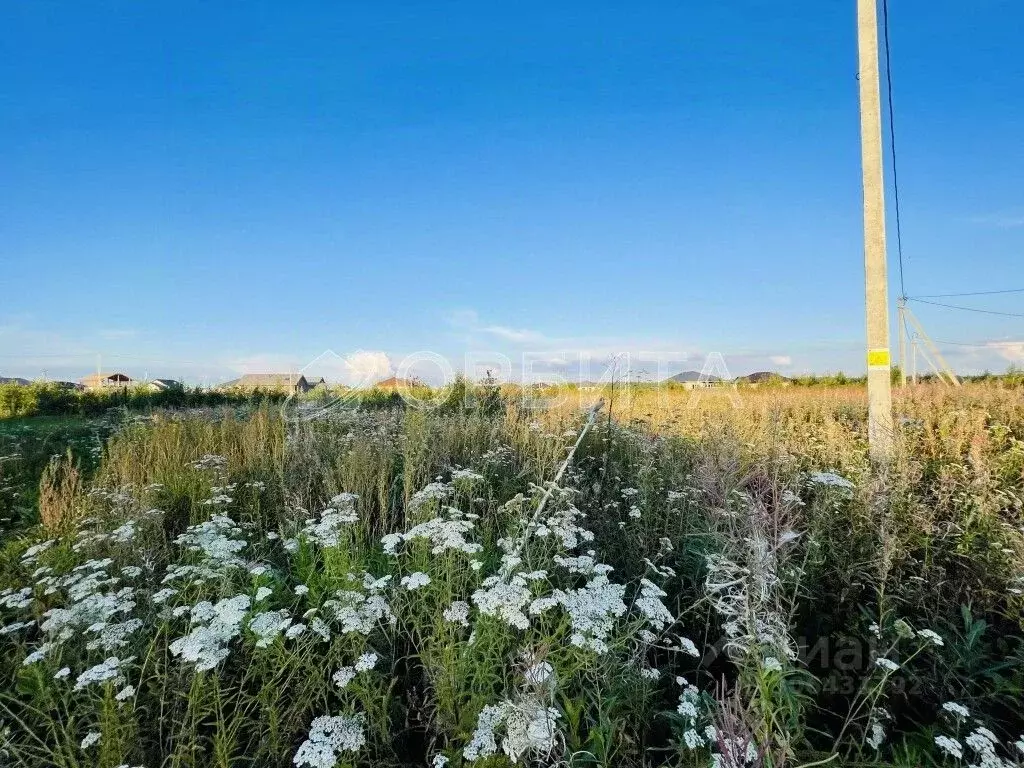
737;371;791;387
665;371;721;390
373;376;419;390
218;373;317;395
80;372;133;390
146;379;182;392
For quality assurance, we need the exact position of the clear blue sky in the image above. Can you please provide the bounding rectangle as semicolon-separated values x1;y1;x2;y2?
2;1;1022;384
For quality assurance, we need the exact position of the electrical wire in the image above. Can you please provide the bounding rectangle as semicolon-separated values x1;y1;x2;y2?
909;288;1024;299
908;297;1024;318
881;0;907;299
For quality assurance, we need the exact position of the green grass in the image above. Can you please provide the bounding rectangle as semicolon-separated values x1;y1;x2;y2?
0;415;114;533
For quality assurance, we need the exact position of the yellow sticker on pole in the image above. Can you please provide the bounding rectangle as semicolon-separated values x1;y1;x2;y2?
867;349;890;368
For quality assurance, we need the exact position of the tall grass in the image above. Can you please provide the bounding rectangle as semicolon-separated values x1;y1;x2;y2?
0;381;1021;768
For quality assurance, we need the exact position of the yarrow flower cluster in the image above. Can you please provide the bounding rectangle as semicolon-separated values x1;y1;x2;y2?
302;494;360;547
293;713;366;767
807;471;855;490
400;572;431;591
463;697;560;763
169;594;251;671
74;655;135;690
442;600;471;626
321;575;395;636
248;609;293;648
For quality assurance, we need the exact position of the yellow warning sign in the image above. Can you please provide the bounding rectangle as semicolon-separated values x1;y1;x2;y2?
867;349;890;368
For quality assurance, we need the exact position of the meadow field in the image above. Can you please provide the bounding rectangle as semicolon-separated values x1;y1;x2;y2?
0;381;1022;768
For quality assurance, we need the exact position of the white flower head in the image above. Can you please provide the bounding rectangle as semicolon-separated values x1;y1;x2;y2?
442;600;470;627
293;713;366;767
115;684;136;701
934;735;963;760
333;666;356;689
81;731;101;749
942;702;970;720
354;651;378;672
874;657;899;673
254;586;273;602
916;628;944;647
400;572;431;591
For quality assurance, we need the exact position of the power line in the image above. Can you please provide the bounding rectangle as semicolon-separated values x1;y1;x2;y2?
931;338;1001;348
908;297;1024;318
881;0;906;299
909;288;1024;299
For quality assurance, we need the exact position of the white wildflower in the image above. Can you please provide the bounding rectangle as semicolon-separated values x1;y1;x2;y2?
293;713;366;767
380;533;402;555
916;628;944;646
74;656;134;690
400;572;431;591
502;698;560;761
464;704;505;761
169;595;250;671
875;657;899;673
254;586;273;602
808;471;854;489
115;684;135;701
942;702;970;720
248;610;293;648
332;667;356;689
354;652;378;672
678;637;700;657
442;600;470;626
81;731;101;749
935;735;963;760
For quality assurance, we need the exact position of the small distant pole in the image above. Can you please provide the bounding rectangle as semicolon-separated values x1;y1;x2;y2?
911;335;918;385
897;298;907;387
857;0;895;459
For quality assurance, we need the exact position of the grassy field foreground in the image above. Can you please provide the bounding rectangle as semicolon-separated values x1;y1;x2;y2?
0;383;1022;768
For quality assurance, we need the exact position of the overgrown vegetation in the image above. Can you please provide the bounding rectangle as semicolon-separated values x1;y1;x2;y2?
0;382;293;420
0;382;1021;768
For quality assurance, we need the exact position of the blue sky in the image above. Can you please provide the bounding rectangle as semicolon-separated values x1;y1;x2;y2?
2;1;1022;384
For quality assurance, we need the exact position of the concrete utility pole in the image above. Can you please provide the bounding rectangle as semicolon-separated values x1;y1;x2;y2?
856;0;894;459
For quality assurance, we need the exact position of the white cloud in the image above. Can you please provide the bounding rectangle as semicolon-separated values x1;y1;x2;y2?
986;340;1024;362
295;349;393;387
769;355;793;366
481;325;552;344
343;350;393;385
968;211;1024;229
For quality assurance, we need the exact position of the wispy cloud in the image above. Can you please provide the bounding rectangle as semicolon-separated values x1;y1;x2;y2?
97;328;140;340
443;308;805;381
985;340;1024;361
967;211;1024;229
481;325;551;344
